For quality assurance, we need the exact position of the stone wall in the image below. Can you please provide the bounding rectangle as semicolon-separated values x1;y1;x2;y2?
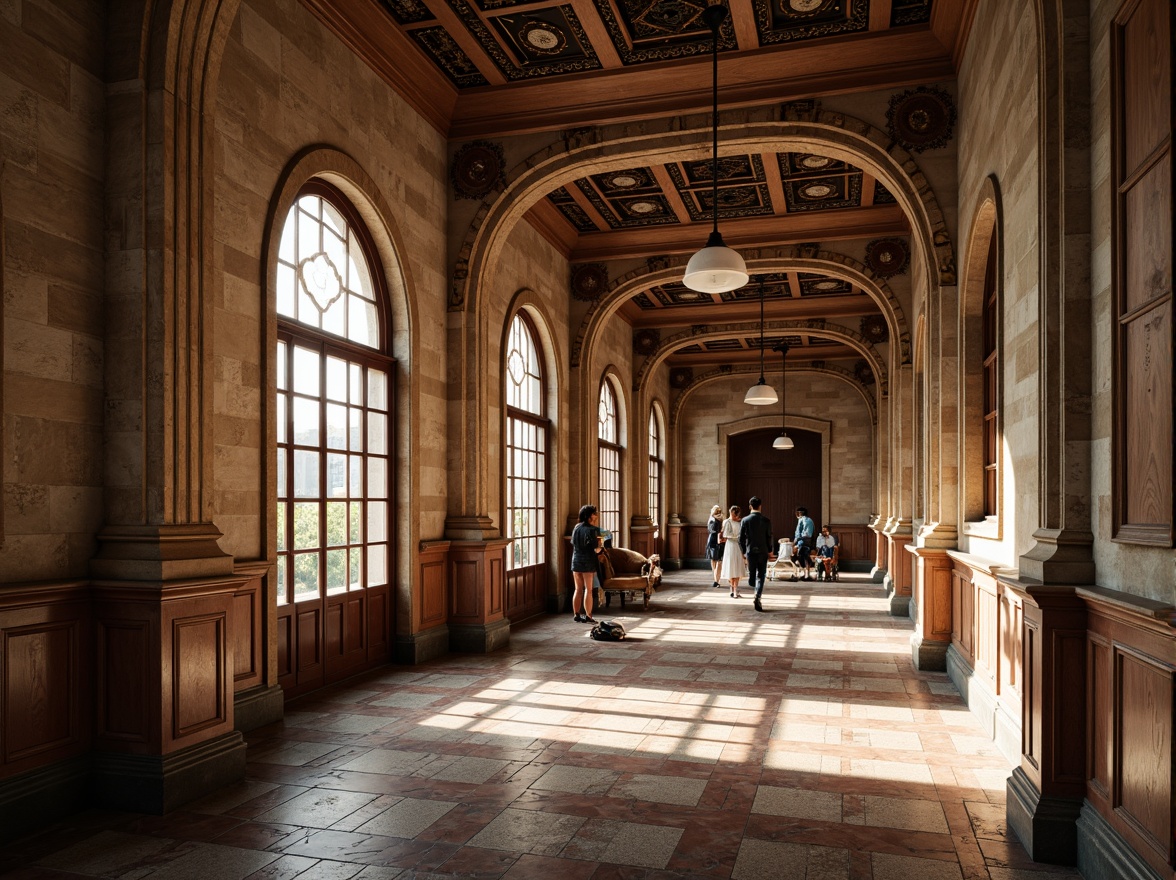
212;0;449;565
0;0;105;581
678;372;874;526
955;0;1040;569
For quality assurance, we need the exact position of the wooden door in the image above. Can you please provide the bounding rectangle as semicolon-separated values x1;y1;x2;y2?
728;428;822;544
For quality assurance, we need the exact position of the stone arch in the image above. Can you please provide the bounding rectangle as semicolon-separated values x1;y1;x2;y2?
571;246;912;370
264;145;422;590
634;321;888;400
447;108;952;524
668;364;877;428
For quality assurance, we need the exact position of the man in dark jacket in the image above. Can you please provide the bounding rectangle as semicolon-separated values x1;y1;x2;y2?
738;496;773;612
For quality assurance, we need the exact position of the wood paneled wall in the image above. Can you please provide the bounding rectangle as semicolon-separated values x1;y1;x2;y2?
1080;586;1176;877
950;556;1023;716
0;583;91;780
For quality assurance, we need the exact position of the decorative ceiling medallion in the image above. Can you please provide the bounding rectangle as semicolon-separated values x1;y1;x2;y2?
782;173;860;212
571;263;608;300
754;0;867;46
459;0;601;79
860;315;889;343
800;182;836;199
519;20;567;54
887;85;957;153
298;253;344;313
854;359;875;386
669;367;694;389
865;238;911;277
594;0;737;65
798;154;832;169
633;328;661;356
799;274;851;296
451;140;505;200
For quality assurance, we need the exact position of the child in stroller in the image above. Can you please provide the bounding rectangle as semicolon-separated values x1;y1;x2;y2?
815;524;839;581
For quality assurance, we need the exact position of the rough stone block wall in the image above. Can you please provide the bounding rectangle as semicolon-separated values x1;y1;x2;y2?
678;372;874;526
955;0;1039;569
0;0;105;581
212;0;449;561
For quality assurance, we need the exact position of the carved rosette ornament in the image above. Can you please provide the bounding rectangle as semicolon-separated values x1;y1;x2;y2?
886;86;956;153
451;140;505;200
570;263;608;301
859;314;889;344
865;238;910;278
853;359;875;386
633;328;660;356
670;367;693;389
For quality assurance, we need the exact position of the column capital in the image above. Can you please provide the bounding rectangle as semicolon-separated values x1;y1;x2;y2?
444;515;500;541
1018;528;1095;585
91;523;234;581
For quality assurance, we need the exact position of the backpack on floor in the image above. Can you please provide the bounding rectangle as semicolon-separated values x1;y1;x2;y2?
590;620;627;641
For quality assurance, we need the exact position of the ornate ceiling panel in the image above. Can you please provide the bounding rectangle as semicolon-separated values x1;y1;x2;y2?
752;0;868;47
595;0;738;64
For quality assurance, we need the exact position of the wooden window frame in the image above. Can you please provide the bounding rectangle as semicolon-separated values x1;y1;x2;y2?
504;313;549;572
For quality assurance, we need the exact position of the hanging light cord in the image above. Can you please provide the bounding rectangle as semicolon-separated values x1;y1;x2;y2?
758;277;766;382
710;10;719;238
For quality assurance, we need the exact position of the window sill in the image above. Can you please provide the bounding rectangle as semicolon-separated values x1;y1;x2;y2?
961;517;999;540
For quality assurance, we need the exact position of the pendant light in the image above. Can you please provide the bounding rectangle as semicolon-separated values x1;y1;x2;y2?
682;2;748;294
772;341;794;449
744;276;777;405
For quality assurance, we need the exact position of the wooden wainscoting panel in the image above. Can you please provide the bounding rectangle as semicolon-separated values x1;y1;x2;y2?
1087;632;1111;800
3;623;78;763
0;583;91;778
973;571;998;688
421;560;447;626
488;552;504;617
685;525;708;559
231;586;260;688
367;586;389;657
276;608;293;679
297;607;322;672
1022;613;1041;780
450;559;481;619
951;562;973;663
830;524;870;562
1114;644;1172;854
172;616;226;737
998;582;1022;699
98;620;151;744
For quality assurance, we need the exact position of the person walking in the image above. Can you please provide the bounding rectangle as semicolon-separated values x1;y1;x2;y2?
570;505;603;623
791;506;816;581
719;505;747;597
739;496;773;612
705;504;724;589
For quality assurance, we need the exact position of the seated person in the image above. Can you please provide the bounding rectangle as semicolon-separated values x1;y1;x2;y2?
815;524;838;581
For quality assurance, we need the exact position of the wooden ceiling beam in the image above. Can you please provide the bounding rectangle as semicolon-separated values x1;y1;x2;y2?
665;343;861;367
620;293;883;328
449;30;954;137
869;0;894;31
569;204;909;261
523;199;577;257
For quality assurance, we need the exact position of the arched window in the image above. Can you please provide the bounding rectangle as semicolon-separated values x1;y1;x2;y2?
505;313;548;573
598;380;622;539
981;236;999;518
648;407;662;532
274;182;393;691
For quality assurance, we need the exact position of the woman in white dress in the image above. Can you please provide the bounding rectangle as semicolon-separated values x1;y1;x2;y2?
719;505;747;597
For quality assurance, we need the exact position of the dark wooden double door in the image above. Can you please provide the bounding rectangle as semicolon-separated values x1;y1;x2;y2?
727;428;822;545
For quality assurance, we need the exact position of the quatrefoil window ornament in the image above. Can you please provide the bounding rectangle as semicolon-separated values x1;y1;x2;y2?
298;252;344;314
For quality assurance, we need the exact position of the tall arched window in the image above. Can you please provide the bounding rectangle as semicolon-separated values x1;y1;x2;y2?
981;236;999;518
598;380;622;539
275;182;394;693
648;407;662;534
504;313;549;619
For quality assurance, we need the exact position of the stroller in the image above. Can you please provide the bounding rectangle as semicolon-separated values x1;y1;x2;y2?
815;535;839;581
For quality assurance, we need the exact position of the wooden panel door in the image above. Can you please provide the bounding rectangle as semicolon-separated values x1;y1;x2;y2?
728;428;822;542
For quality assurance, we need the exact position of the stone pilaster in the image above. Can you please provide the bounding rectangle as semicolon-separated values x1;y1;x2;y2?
907;545;953;670
868;513;888;583
883;518;913;615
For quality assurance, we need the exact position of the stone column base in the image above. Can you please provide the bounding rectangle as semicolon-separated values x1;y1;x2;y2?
395;625;450;664
449;617;511;654
888;591;910;616
870;565;887;583
1007;766;1081;865
910;632;948;671
234;684;285;732
91;730;246;814
1077;801;1163;880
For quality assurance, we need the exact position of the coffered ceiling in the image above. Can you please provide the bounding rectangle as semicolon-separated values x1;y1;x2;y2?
300;0;968;382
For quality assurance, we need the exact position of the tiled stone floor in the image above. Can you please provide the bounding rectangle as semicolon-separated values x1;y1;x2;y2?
2;570;1084;880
